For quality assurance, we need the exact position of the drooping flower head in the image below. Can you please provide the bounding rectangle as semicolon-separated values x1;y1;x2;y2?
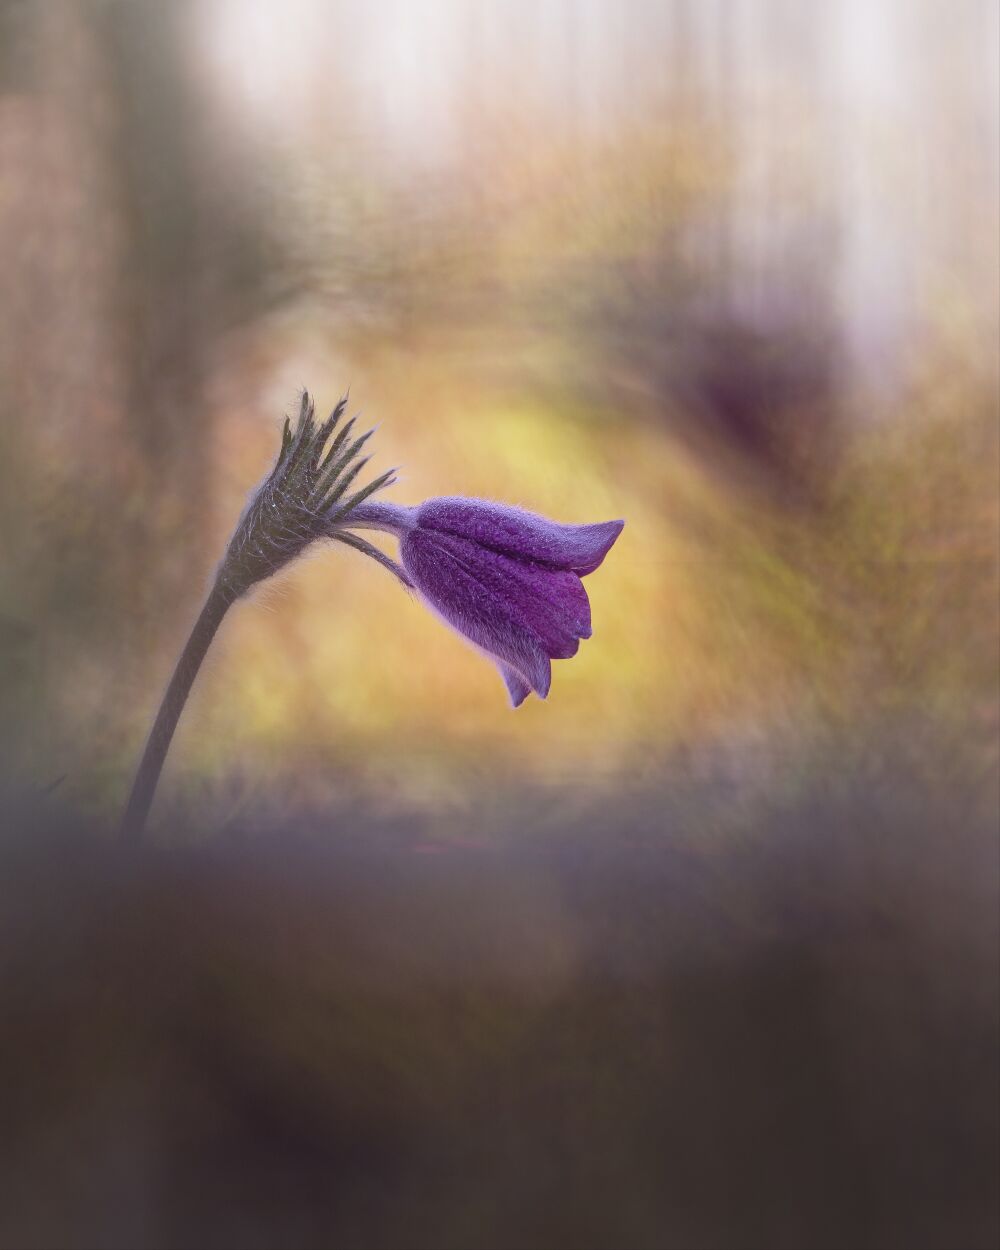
336;497;624;706
214;390;623;706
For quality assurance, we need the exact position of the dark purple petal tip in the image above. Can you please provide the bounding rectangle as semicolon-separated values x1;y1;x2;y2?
498;663;533;708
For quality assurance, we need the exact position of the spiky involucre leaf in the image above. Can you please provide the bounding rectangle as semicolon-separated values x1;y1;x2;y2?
310;396;349;471
320;416;357;471
332;530;413;588
320;453;372;511
311;423;372;503
328;468;398;524
215;390;398;600
278;416;293;463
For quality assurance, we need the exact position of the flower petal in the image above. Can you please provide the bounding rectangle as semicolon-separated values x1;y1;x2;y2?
572;520;626;576
401;529;552;697
415;529;591;660
497;663;532;708
416;498;624;576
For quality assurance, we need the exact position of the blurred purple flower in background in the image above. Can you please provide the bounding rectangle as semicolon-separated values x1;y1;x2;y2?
343;499;624;706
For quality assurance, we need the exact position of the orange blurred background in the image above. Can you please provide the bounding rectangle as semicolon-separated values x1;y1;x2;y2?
1;6;998;1248
1;0;996;826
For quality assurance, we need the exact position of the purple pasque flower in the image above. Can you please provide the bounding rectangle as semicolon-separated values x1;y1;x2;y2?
122;391;623;843
336;497;624;706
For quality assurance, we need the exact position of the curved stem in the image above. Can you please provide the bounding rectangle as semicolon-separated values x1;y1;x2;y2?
120;581;234;842
346;500;415;534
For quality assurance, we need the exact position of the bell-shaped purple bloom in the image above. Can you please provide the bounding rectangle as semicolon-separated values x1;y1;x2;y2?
343;498;624;706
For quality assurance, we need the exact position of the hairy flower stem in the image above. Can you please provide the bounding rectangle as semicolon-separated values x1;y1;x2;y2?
117;390;398;842
120;580;234;842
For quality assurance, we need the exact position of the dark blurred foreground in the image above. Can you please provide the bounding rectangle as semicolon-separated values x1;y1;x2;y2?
1;730;997;1250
